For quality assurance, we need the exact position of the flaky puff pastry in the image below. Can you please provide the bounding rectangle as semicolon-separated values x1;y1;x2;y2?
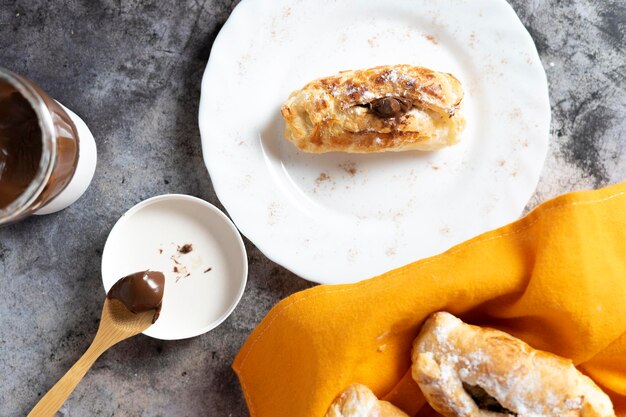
280;65;465;153
324;384;409;417
412;312;615;417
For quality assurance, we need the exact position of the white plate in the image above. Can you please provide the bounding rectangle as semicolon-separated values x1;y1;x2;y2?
101;195;247;340
199;0;550;284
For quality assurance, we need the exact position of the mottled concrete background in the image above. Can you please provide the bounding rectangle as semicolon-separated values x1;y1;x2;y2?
0;0;624;416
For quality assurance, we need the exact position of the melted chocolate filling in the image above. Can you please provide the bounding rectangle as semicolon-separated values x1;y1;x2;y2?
107;270;165;323
356;97;414;119
463;382;516;415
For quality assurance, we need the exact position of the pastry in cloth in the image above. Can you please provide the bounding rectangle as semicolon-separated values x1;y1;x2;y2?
280;65;465;153
412;312;616;417
324;384;409;417
233;182;626;417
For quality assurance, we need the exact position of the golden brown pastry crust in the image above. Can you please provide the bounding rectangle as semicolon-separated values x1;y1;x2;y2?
412;312;616;417
280;65;465;153
324;384;409;417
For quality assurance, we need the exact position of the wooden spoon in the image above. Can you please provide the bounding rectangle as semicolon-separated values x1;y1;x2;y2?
27;298;155;417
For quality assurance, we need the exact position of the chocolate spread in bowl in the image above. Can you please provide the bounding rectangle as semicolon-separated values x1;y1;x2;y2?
107;271;165;323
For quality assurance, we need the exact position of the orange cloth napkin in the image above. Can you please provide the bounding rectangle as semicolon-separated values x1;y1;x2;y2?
233;182;626;417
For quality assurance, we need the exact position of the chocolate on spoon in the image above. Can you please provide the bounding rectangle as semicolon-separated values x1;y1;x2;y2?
28;270;165;417
107;270;165;323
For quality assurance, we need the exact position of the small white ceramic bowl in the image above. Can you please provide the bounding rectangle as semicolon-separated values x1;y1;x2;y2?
101;194;248;340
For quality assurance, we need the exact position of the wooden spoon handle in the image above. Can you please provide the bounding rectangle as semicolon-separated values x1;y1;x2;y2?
27;331;119;417
28;299;154;416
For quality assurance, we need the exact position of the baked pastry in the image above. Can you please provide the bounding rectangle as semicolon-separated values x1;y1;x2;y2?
280;65;465;153
412;312;615;417
324;384;409;417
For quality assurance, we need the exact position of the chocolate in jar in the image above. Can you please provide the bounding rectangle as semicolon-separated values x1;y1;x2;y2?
0;72;79;221
0;88;42;208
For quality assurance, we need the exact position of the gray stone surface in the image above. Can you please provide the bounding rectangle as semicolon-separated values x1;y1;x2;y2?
0;0;623;416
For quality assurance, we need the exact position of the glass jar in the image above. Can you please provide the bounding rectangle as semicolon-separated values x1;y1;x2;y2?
0;67;96;225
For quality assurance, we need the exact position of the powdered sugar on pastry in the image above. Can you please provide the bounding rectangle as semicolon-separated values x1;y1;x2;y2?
412;312;616;417
324;384;409;417
281;65;465;153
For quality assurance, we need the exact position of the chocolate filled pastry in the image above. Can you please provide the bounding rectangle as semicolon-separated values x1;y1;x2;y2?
324;384;409;417
280;65;465;153
412;312;615;417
